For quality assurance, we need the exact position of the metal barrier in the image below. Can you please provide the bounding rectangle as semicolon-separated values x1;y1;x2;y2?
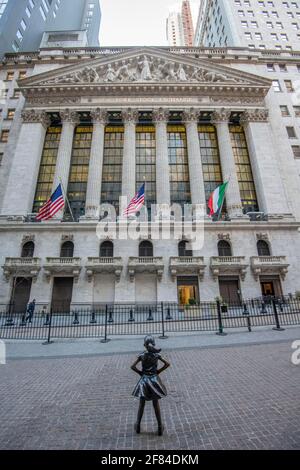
0;296;299;342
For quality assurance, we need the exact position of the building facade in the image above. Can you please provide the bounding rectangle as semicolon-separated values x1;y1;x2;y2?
0;41;300;312
167;0;194;47
0;0;101;57
194;0;300;49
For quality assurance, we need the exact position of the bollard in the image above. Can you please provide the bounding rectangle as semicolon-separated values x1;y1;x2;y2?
128;309;135;322
108;310;114;323
272;299;285;331
166;307;173;320
20;314;26;326
72;311;79;325
4;314;14;326
101;304;111;343
42;311;54;345
261;301;267;314
243;303;249;315
44;313;50;326
216;300;227;336
90;311;97;324
147;308;154;321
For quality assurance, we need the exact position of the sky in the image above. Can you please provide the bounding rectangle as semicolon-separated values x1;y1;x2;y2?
99;0;200;47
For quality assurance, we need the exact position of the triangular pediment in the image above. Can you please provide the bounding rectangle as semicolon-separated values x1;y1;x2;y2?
19;47;271;92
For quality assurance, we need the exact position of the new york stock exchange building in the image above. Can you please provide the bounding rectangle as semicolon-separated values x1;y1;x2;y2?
1;32;300;313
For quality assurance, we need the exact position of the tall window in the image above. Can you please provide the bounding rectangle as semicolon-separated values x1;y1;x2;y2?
60;241;74;258
257;240;271;256
136;126;156;211
218;240;232;257
33;126;61;213
168;125;191;207
198;125;223;207
139;240;153;257
21;242;34;258
66;126;92;221
101;126;123;214
100;241;114;257
230;125;259;212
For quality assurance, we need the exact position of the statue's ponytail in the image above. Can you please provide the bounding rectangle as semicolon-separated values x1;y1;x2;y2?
144;335;161;353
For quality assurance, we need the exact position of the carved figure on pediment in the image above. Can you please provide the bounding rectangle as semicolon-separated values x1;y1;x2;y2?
190;67;205;82
81;66;100;83
177;64;188;81
165;62;177;81
138;55;152;81
152;60;166;81
104;63;117;82
203;70;235;83
116;60;137;81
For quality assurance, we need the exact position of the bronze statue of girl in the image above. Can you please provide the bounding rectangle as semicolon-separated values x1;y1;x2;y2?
131;335;170;436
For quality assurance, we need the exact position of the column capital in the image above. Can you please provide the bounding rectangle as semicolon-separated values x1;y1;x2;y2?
21;109;51;128
121;108;139;123
211;108;231;123
152;107;170;123
59;109;80;125
90;108;108;124
240;108;269;124
182;107;200;123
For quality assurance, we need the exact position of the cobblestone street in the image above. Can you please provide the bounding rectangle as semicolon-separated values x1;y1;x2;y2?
0;339;299;450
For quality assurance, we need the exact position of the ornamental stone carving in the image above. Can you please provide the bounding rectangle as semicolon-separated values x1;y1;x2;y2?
41;55;247;86
182;108;200;122
90;108;108;124
152;108;170;123
240;109;269;123
21;109;51;127
121;108;139;123
211;108;231;123
59;109;80;124
218;233;231;242
61;234;74;242
22;234;35;243
256;233;269;241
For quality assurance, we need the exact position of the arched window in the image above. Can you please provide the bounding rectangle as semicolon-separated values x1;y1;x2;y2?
257;240;271;256
100;241;114;257
178;240;193;257
139;240;153;257
218;240;232;257
21;241;34;258
60;241;74;258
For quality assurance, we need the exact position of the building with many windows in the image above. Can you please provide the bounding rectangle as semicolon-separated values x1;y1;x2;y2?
167;0;194;47
0;37;300;311
194;0;300;50
0;0;101;57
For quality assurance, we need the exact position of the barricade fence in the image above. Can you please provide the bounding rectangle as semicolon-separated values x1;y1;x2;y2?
0;296;300;342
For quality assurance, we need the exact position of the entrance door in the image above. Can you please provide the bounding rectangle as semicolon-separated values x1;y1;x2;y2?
260;276;282;298
261;281;275;297
10;277;32;313
177;277;199;306
51;277;74;313
219;278;241;305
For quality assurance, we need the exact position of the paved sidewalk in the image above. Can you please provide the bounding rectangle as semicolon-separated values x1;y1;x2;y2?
0;331;299;450
3;324;300;359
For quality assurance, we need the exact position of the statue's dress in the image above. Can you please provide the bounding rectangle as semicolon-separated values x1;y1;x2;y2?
132;351;167;401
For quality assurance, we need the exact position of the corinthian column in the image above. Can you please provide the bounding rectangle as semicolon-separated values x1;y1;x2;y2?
52;109;79;219
241;109;290;215
1;109;51;217
85;108;107;219
153;108;171;207
121;108;138;205
212;109;244;218
183;108;206;207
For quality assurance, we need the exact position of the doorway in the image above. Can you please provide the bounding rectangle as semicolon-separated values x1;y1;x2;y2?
177;277;199;306
51;277;74;313
260;276;282;298
219;277;241;305
10;277;32;313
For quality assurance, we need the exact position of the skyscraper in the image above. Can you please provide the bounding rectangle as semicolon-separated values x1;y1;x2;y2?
181;0;194;47
194;0;300;50
0;0;101;58
166;0;194;47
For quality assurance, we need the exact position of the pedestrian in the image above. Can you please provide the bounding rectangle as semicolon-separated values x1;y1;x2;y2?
131;335;170;436
25;299;36;323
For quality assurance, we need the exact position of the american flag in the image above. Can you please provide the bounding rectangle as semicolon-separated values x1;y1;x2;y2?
36;184;65;221
123;183;145;217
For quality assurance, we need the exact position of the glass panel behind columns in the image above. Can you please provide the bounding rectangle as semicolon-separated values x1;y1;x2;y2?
101;125;124;216
136;125;156;215
229;125;259;213
32;126;62;213
198;124;225;213
66;125;93;221
168;125;191;208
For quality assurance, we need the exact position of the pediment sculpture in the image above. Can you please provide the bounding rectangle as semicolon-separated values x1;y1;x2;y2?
42;55;246;86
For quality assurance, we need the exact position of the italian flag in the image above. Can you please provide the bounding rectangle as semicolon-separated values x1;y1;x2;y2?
208;181;228;217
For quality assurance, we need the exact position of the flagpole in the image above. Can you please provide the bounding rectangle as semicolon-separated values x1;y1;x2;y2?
59;178;75;222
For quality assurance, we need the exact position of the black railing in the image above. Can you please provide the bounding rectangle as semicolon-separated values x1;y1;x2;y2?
0;296;300;342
